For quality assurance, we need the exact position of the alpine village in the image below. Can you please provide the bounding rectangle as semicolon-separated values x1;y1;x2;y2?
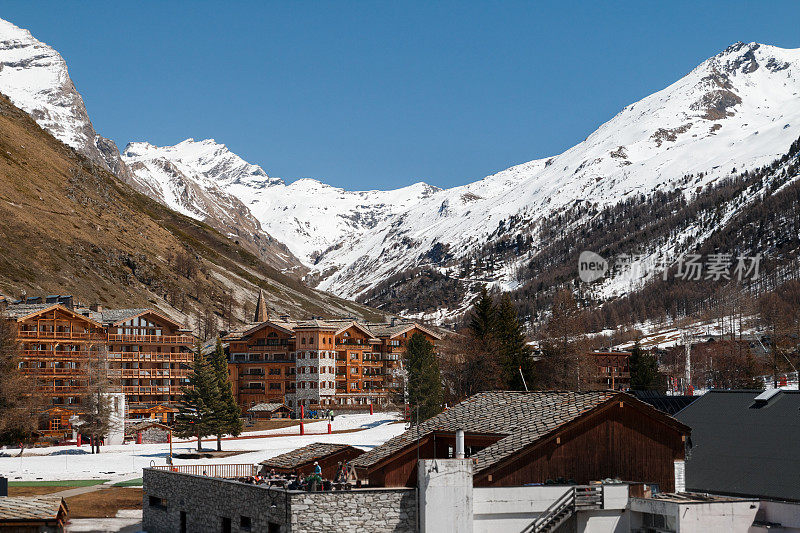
1;6;800;533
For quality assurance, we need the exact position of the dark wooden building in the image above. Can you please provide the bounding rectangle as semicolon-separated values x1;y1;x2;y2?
353;391;689;491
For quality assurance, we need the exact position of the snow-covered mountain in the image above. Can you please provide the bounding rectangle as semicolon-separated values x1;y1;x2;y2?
121;138;441;269
0;18;133;182
315;42;800;302
2;14;798;322
122;42;800;315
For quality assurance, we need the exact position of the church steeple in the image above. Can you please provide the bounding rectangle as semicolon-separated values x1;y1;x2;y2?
254;288;269;322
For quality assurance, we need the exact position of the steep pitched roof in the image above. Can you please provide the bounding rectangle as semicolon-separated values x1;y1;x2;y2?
365;321;442;340
354;390;685;475
100;308;184;328
259;442;363;469
676;389;800;501
3;303;103;327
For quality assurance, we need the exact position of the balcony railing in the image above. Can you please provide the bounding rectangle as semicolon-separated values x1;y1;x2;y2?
108;352;194;362
18;331;104;340
107;334;194;345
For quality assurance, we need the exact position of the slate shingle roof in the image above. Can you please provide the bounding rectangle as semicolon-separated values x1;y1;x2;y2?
3;303;52;319
676;389;800;502
260;442;362;469
352;391;618;474
99;308;152;325
248;403;289;413
0;496;67;522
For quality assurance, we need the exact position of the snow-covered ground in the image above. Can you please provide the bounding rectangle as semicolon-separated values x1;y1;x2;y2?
0;413;404;482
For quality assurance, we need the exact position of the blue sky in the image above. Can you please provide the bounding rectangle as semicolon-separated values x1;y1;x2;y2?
3;1;799;189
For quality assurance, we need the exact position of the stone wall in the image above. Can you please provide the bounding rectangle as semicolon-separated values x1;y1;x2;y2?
291;489;417;532
142;469;416;533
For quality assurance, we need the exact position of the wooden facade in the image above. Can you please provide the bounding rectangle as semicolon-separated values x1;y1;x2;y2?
106;310;194;414
15;305;107;424
6;302;193;438
475;398;686;491
591;351;631;390
225;311;440;410
359;394;687;492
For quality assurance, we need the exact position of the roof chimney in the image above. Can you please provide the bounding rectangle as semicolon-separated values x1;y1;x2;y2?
90;303;103;312
455;429;465;459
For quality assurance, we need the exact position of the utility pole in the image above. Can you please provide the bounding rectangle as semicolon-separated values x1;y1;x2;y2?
683;331;691;394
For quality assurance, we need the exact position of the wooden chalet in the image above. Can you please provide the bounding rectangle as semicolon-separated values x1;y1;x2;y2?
352;391;690;491
0;496;69;532
247;402;291;420
590;351;631;390
102;308;194;412
259;442;364;479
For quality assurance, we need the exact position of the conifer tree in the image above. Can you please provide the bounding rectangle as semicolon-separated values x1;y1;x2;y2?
404;333;443;424
175;344;218;451
495;294;534;390
468;285;496;340
210;338;242;451
629;340;662;391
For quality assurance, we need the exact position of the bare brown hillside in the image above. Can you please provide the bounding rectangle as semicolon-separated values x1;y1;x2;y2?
0;94;383;328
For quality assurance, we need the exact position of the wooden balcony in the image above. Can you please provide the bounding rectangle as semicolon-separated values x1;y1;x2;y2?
108;352;194;363
107;334;195;345
122;386;183;395
22;350;94;360
18;330;104;341
25;367;85;377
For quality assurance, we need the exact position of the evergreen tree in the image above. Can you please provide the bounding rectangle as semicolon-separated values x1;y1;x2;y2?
495;294;534;390
468;285;496;340
175;344;218;451
629;341;662;391
209;338;243;451
405;333;443;424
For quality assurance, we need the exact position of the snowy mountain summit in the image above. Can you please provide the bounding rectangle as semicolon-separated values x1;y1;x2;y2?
0;18;131;179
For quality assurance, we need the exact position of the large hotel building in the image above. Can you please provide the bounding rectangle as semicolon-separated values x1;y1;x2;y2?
2;296;194;436
1;292;439;436
225;291;441;410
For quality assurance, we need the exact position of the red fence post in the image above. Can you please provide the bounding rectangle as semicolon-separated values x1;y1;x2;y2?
369;403;374;415
328;422;332;434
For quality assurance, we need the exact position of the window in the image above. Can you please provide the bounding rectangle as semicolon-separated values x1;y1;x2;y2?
180;511;187;533
269;383;282;390
221;516;232;533
301;337;306;345
149;496;167;510
240;516;252;532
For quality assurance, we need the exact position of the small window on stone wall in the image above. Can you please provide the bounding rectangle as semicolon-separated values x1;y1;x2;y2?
240;516;252;531
268;522;281;533
148;495;167;510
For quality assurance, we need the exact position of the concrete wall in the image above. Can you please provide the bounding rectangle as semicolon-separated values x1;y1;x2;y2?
630;497;759;533
750;500;800;533
142;468;416;533
472;484;629;533
418;459;472;533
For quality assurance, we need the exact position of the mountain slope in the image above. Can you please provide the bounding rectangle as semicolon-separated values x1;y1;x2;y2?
0;17;300;273
0;18;135;185
0;92;384;325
